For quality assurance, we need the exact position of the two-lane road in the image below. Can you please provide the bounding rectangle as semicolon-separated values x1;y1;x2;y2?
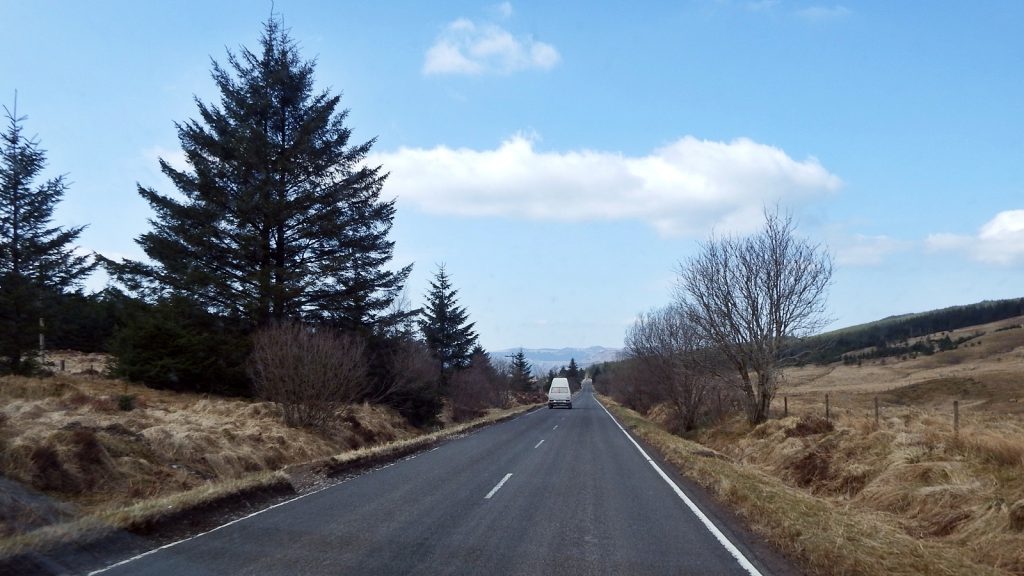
94;384;786;575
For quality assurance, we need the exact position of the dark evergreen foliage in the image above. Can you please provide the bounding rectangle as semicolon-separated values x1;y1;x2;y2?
108;296;250;396
564;357;582;391
363;335;442;427
0;101;96;374
419;264;478;385
106;18;411;333
46;288;123;353
509;349;532;391
797;297;1024;364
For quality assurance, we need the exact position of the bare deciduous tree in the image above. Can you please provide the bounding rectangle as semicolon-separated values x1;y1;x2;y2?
625;305;713;431
249;321;368;428
677;209;832;424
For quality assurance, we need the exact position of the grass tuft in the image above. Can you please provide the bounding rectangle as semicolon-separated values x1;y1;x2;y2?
601;395;1014;576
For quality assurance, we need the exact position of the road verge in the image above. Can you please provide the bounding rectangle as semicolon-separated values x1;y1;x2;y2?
1;403;541;574
597;395;1005;576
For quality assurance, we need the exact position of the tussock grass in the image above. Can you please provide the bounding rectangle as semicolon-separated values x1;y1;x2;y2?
0;372;541;560
601;396;1015;576
289;403;541;479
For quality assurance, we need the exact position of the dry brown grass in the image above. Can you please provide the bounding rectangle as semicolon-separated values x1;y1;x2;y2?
0;371;540;559
0;374;386;514
602;396;1011;576
784;314;1024;408
630;331;1024;575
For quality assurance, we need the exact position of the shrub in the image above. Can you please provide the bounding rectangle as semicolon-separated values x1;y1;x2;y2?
117;394;136;411
249;321;368;429
108;296;250;396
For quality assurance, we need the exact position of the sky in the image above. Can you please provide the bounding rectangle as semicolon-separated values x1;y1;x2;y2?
2;1;1022;350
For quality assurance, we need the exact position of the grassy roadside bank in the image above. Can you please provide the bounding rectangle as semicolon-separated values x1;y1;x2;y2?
598;395;1009;576
0;372;540;563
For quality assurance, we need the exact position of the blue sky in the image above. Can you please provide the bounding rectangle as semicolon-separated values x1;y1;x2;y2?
3;1;1022;350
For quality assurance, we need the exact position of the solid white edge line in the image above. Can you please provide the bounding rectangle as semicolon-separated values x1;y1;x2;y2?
88;478;341;575
93;407;543;574
594;395;764;576
484;473;513;499
534;439;545;449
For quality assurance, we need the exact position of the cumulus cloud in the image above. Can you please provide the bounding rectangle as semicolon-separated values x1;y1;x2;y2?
371;135;841;237
796;5;852;20
926;210;1024;265
423;16;560;75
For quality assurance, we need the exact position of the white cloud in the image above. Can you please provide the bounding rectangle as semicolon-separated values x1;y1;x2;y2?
796;5;851;20
926;210;1024;265
423;16;560;75
835;234;910;266
495;2;513;19
371;134;841;237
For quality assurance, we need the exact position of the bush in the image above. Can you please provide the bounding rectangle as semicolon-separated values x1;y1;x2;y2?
117;394;136;411
449;354;503;422
108;296;250;396
249;321;368;429
366;337;442;428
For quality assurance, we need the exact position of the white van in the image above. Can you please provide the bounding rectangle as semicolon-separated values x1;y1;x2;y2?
547;377;572;409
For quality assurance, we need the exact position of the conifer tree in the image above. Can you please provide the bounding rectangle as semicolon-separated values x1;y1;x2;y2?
0;101;95;374
108;17;411;333
566;357;581;389
419;264;478;385
510;349;533;391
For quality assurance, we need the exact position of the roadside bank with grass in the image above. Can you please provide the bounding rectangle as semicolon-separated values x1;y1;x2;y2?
599;395;1017;576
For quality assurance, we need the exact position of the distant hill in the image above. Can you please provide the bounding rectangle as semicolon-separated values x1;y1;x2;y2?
798;297;1024;364
490;346;622;373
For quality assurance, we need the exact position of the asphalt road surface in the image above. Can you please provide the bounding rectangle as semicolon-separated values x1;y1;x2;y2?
93;384;789;575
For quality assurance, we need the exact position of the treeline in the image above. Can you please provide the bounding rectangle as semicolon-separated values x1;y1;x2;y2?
543;358;584;392
796;297;1024;364
0;17;515;428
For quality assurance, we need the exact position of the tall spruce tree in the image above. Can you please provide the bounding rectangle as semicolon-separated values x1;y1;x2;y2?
419;264;478;385
108;17;411;333
0;101;95;374
566;357;581;388
509;349;533;391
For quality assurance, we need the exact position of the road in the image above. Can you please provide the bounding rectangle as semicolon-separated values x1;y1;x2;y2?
93;384;788;575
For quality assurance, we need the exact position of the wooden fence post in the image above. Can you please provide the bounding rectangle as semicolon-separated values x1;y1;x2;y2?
954;400;960;437
874;396;879;428
784;396;788;417
825;393;830;421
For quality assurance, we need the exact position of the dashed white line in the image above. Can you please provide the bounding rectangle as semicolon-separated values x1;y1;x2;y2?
484;473;513;499
594;395;764;576
553;425;559;430
534;439;545;449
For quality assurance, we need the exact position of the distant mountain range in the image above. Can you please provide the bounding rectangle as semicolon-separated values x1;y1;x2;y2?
490;346;622;373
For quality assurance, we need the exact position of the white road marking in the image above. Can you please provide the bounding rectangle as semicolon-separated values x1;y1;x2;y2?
594;395;764;576
534;439;545;449
485;473;513;499
89;477;342;575
91;409;519;573
553;425;559;430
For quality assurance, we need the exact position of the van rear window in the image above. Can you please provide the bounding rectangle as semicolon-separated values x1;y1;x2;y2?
551;387;569;393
